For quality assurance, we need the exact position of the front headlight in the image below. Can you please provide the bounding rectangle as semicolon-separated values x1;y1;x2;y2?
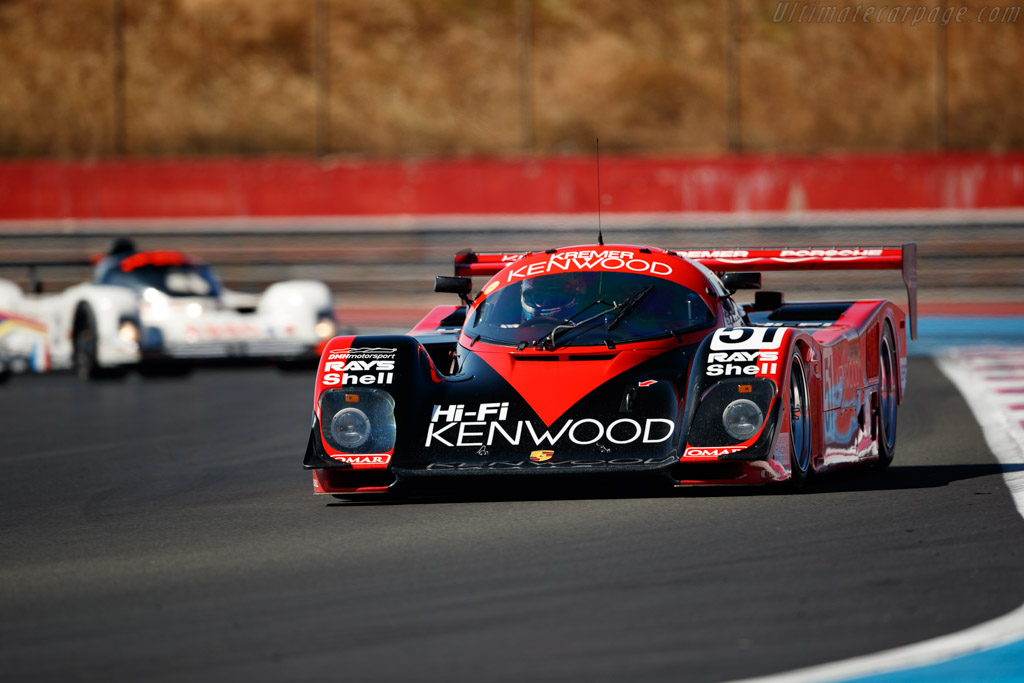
118;319;140;344
315;315;336;341
330;407;371;448
319;388;396;453
722;399;764;440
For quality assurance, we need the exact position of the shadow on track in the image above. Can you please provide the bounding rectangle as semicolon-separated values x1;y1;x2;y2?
325;463;1023;506
807;462;1024;494
326;476;680;506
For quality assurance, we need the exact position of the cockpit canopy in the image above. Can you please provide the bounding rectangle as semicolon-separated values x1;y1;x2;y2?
95;251;222;299
464;271;714;348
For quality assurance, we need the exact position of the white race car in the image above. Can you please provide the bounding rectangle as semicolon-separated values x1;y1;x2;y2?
0;240;337;380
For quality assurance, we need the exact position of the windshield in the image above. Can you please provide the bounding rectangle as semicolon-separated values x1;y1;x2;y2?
101;264;222;298
465;272;714;348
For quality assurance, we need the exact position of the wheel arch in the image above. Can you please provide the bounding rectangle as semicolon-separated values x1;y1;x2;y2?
881;313;905;405
789;335;822;474
72;300;95;334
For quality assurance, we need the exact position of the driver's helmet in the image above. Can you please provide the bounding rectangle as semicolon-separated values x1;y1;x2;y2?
521;274;585;320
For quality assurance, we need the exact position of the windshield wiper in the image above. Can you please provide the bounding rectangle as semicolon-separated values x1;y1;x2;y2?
532;286;653;351
532;303;614;351
605;285;654;332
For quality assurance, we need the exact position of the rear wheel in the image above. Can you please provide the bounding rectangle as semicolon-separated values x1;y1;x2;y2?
788;352;812;489
876;325;898;469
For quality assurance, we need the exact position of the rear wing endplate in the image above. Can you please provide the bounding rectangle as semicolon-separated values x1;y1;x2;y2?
451;244;918;340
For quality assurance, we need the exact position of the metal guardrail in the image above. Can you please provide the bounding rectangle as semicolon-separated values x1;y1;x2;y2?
1;219;1022;327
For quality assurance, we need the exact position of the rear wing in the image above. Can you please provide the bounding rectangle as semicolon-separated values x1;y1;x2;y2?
452;244;918;340
677;245;918;340
453;250;528;277
0;260;93;294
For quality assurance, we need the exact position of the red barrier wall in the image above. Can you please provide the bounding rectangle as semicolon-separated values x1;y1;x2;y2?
1;154;1023;219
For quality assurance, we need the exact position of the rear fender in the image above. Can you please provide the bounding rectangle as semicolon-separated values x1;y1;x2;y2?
0;279;24;309
258;280;334;343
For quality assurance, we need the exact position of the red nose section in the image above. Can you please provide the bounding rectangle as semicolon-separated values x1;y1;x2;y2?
471;345;665;426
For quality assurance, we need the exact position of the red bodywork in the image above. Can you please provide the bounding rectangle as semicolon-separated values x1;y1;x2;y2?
310;243;916;493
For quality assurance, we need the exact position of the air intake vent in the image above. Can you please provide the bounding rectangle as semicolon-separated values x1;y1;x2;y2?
512;354;617;362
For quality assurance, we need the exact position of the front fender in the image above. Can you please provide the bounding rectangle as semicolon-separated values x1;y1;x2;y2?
306;334;442;471
682;327;800;462
69;284;141;367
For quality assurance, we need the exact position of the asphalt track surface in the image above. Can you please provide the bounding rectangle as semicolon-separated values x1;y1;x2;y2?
2;357;1024;683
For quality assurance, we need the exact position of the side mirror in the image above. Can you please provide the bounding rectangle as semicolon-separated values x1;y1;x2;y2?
434;276;472;295
720;272;761;294
753;290;784;311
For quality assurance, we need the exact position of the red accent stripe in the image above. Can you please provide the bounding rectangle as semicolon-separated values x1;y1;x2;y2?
466;336;674;427
120;250;191;271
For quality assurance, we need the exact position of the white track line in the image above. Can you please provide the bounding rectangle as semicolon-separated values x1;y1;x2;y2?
732;347;1024;683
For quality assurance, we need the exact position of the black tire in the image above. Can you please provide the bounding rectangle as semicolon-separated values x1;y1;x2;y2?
788;352;812;489
875;324;899;469
73;310;126;381
73;317;100;381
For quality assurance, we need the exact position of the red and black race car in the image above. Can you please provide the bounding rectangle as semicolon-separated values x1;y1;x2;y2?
304;243;917;496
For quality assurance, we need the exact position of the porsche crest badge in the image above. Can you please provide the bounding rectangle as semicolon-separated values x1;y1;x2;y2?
530;450;555;462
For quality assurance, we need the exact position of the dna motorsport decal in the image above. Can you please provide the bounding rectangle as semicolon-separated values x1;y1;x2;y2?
322;347;397;386
425;402;676;448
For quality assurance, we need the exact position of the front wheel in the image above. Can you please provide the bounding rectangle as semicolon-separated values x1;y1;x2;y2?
73;312;125;381
788;352;812;489
73;321;100;380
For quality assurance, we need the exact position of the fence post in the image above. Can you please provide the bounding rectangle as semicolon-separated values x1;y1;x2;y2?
517;0;534;152
935;13;948;149
725;0;741;153
112;0;126;156
314;0;330;157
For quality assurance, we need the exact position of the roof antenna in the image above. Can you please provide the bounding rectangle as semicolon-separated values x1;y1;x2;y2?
596;137;604;246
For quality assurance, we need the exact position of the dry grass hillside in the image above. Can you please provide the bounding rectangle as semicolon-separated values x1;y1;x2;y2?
0;0;1021;158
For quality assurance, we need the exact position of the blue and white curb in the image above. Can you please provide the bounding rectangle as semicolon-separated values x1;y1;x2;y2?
937;348;1024;520
734;344;1024;682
